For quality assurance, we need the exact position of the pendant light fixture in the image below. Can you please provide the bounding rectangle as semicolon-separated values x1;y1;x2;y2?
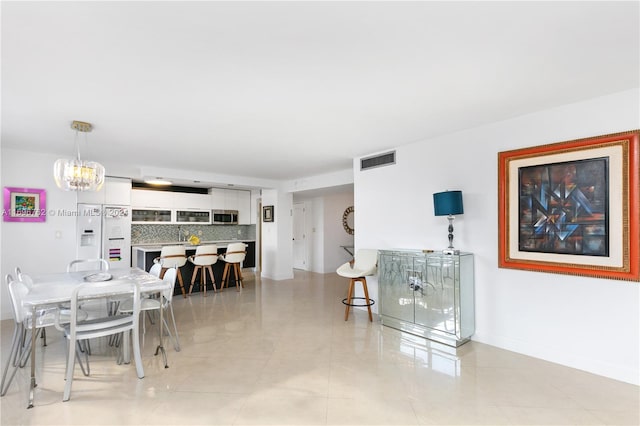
53;120;105;191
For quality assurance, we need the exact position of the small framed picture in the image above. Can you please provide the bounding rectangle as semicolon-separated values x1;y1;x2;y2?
263;205;274;222
3;187;47;222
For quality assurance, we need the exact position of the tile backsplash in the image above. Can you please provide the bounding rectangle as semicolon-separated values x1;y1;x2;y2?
132;224;256;244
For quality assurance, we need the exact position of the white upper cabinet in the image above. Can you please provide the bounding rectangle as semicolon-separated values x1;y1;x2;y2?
237;190;251;225
210;188;251;224
77;177;131;205
210;188;226;210
131;187;251;225
104;177;131;205
130;189;173;208
173;192;211;210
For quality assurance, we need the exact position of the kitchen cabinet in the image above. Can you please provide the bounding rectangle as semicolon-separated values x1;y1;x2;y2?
173;192;211;210
132;187;251;225
175;210;211;224
131;189;173;209
378;249;475;347
131;208;173;223
210;188;251;225
77;177;131;205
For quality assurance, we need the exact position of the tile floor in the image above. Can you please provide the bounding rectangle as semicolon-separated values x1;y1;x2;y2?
1;270;638;425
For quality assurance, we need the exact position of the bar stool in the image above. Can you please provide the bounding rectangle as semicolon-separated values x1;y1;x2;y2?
153;245;187;298
219;242;246;291
188;244;218;296
336;249;378;321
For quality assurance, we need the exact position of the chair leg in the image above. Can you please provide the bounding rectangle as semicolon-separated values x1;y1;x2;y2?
221;264;230;290
131;327;145;379
206;266;217;292
234;264;241;291
344;279;355;321
63;338;76;401
189;266;199;296
361;278;373;322
164;303;181;352
176;267;187;298
0;324;21;396
18;327;38;368
237;264;244;288
201;266;207;297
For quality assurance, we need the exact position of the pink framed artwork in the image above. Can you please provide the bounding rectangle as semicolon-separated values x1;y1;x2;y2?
3;187;47;222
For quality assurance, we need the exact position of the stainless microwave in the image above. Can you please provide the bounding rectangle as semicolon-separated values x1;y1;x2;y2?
212;209;238;225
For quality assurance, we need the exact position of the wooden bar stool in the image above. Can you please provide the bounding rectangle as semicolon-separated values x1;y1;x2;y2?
336;249;378;321
219;242;246;291
187;245;218;296
153;245;187;298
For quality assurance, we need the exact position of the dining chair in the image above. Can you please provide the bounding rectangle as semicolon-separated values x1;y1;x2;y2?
1;274;88;396
1;274;44;396
153;245;187;298
336;249;378;321
188;244;218;296
118;267;181;351
65;259;112;350
219;242;246;291
55;279;144;402
67;258;110;272
15;267;50;347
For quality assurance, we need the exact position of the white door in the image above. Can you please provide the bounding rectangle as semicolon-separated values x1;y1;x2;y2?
292;203;307;270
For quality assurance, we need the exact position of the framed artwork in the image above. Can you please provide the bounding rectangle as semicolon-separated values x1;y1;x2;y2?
3;187;47;222
263;205;274;222
498;130;639;281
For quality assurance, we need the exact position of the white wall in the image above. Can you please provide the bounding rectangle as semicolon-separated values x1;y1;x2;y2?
309;198;324;273
1;149;79;320
260;189;294;280
322;192;355;273
355;88;640;385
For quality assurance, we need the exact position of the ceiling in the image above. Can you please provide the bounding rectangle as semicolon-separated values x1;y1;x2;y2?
2;1;638;185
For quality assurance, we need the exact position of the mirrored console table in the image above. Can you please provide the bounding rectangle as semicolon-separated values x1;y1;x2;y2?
378;249;475;347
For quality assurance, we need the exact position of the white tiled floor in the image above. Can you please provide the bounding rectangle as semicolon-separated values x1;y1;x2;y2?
1;270;638;425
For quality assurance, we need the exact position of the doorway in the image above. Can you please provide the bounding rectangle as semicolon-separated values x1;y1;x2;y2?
292;202;307;270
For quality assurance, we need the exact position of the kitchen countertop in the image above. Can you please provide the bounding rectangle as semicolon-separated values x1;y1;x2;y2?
132;240;254;252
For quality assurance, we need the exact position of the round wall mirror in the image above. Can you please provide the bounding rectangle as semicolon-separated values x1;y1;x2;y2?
342;206;354;235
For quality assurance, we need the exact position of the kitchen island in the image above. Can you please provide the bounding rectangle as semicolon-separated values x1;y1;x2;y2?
131;240;256;294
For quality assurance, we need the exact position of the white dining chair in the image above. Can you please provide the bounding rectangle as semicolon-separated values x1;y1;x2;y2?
56;279;144;402
118;267;181;352
15;267;51;347
67;258;110;272
1;274;88;396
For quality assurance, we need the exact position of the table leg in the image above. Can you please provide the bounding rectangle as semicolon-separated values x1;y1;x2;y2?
28;306;37;409
154;297;168;368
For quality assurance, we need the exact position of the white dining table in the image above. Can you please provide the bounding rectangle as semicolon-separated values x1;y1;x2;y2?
21;267;171;408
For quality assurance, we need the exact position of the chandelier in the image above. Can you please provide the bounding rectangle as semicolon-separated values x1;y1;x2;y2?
53;121;105;191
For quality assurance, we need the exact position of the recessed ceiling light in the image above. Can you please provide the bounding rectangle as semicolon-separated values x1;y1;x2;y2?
144;178;172;186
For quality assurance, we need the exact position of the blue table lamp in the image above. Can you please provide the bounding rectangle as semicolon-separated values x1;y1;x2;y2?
433;190;464;254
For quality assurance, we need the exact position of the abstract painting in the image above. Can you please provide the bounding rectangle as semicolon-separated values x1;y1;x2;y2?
498;130;639;281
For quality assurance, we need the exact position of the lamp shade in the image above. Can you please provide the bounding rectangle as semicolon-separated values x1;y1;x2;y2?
433;190;464;216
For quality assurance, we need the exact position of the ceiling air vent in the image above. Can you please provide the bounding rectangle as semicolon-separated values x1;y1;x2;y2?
360;151;396;171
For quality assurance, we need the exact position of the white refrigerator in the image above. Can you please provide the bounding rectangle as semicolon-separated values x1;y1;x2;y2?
76;203;131;269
